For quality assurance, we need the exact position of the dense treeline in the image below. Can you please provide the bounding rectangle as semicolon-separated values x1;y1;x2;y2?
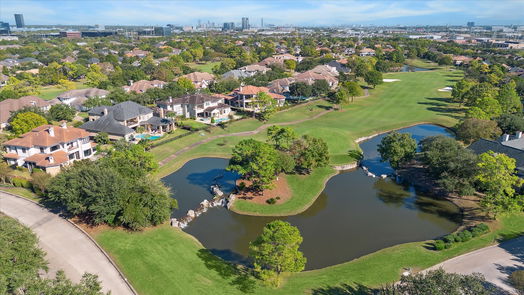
46;142;177;230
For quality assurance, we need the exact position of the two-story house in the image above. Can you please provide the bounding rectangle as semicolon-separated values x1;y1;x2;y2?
122;80;167;93
0;96;56;131
228;85;285;112
81;101;174;140
3;123;95;175
56;88;110;111
179;72;215;89
157;94;231;120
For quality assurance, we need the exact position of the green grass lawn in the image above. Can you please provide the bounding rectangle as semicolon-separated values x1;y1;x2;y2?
37;81;88;100
405;58;442;69
155;69;464;215
0;187;40;202
187;62;220;74
95;213;524;295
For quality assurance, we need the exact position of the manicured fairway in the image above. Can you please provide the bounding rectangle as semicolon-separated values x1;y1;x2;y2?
154;69;464;215
37;81;89;100
95;213;524;295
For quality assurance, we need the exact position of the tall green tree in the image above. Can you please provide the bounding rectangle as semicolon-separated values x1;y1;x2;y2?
475;151;524;217
377;132;417;168
267;125;297;151
85;64;108;88
228;139;279;190
254;92;277;121
249;220;306;286
291;135;329;173
497;80;522;114
344;81;364;102
364;70;383;88
48;104;76;122
455;118;502;144
452;79;476;105
10;112;48;135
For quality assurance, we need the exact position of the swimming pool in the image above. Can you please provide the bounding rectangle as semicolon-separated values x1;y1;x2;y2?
135;134;162;140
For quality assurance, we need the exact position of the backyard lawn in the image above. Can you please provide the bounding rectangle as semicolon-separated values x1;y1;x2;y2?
187;62;220;74
37;81;89;100
95;212;524;295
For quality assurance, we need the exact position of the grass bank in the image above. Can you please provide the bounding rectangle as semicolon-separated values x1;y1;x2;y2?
95;213;524;295
37;81;89;100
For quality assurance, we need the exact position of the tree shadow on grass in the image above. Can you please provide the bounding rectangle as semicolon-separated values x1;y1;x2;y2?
417;98;465;120
197;249;257;293
311;283;375;295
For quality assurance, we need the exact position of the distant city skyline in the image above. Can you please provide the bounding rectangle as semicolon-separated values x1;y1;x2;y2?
0;0;523;26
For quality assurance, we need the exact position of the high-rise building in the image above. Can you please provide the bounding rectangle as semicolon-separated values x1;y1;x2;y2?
0;22;10;35
14;14;24;28
241;17;249;30
222;22;235;31
261;18;264;28
467;21;475;28
154;26;172;36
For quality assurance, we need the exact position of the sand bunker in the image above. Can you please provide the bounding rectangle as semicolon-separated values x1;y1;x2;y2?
383;79;401;82
438;87;453;92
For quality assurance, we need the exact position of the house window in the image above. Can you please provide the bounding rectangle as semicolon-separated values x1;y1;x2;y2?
21;148;27;153
51;145;59;152
40;147;45;153
84;149;92;157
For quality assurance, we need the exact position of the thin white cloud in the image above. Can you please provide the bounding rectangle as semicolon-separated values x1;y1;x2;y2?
0;0;522;25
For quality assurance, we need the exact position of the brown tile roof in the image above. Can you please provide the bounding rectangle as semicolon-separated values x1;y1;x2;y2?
123;80;166;93
233;85;271;95
3;153;19;159
0;96;51;124
4;125;92;148
24;150;68;167
180;72;214;82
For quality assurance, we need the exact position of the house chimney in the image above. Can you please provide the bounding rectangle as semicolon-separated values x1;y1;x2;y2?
169;96;173;103
47;156;54;164
517;131;522;139
60;121;67;129
159;107;165;118
48;127;55;137
129;80;134;86
502;134;510;142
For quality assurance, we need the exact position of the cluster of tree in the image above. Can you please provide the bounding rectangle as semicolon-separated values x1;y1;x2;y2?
228;126;328;190
240;66;291;87
46;142;177;230
379;133;524;217
332;81;364;106
289;80;331;97
378;268;492;295
6;104;77;135
0;215;107;294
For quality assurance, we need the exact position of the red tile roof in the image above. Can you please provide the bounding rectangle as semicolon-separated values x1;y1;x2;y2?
24;150;68;167
4;125;92;148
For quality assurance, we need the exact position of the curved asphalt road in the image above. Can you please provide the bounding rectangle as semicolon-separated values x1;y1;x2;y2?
0;191;135;295
428;235;524;294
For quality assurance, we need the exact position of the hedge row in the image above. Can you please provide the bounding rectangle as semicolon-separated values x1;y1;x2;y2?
434;223;490;251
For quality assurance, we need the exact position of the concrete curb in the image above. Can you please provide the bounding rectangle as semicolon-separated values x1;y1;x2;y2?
0;190;139;295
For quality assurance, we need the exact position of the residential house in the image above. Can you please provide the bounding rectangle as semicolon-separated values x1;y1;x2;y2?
57;88;110;111
228;85;285;112
179;72;215;89
0;73;8;87
268;77;295;94
124;48;150;58
327;60;351;73
468;138;524;176
238;64;271;76
452;55;474;66
157;93;231;120
222;69;252;80
81;101;174;140
293;71;338;89
3;123;95;175
310;65;339;77
0;96;55;131
122;80;167;93
359;48;376;56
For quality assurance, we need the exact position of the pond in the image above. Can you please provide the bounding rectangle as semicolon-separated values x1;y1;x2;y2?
163;124;461;270
401;64;432;72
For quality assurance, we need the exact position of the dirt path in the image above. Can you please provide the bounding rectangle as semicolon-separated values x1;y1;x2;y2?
159;106;334;166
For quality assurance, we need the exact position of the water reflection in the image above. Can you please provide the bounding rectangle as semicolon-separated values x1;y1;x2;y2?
165;124;461;270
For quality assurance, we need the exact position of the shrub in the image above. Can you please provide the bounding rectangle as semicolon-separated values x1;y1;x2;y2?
266;198;277;205
12;178;31;189
510;270;524;293
458;230;472;242
238;182;246;191
475;223;489;233
434;240;446;251
443;234;457;244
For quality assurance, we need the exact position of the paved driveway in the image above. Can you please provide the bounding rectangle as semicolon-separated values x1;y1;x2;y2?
0;191;135;295
428;236;524;294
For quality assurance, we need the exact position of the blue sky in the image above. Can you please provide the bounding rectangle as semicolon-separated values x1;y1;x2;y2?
0;0;523;26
